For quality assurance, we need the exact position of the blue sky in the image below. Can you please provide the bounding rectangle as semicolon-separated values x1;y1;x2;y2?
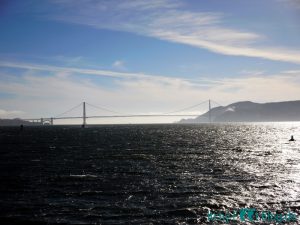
1;0;300;123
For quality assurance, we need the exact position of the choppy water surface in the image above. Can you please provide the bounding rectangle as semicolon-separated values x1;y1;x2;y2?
0;123;299;224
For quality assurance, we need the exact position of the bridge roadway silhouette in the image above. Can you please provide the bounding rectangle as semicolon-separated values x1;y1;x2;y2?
24;100;221;125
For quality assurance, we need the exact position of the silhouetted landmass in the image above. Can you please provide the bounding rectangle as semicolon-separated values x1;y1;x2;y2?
0;118;41;126
179;100;300;123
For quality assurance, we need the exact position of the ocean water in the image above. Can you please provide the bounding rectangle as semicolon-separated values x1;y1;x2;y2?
0;123;299;224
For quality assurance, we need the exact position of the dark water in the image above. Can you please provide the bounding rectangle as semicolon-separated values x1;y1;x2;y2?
0;123;299;224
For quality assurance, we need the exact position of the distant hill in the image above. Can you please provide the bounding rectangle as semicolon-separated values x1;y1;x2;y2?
179;100;300;123
0;118;41;126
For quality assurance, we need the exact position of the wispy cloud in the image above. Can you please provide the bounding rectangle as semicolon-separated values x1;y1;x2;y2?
112;60;126;70
239;70;265;76
39;0;300;64
117;0;182;10
282;70;300;74
1;60;300;120
277;0;300;9
0;60;214;87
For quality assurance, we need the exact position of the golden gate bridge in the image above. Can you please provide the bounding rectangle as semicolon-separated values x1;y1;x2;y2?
23;100;222;125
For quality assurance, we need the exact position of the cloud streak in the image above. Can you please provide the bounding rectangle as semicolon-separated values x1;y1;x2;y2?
40;0;300;64
278;0;300;9
112;60;126;70
0;61;215;87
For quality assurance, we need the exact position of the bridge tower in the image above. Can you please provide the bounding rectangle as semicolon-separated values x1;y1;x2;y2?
82;101;86;127
208;99;211;123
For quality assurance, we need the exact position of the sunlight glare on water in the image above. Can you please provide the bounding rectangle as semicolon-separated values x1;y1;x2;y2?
0;122;299;224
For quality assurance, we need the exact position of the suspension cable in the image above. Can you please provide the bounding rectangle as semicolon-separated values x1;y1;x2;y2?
211;100;223;107
54;102;83;118
53;100;222;119
86;102;128;115
163;100;209;114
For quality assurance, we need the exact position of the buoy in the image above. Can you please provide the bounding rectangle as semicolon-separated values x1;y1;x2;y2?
289;135;295;141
